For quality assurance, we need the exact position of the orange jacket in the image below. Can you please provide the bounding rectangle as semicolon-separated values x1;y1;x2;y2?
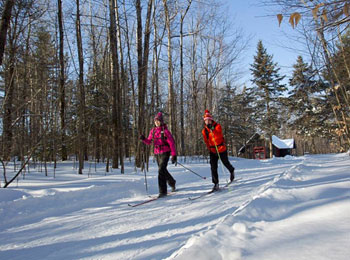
202;121;227;153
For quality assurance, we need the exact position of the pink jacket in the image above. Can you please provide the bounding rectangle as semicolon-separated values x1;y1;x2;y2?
142;124;176;156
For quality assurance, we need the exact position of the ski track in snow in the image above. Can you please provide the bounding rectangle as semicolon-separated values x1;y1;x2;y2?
170;154;350;260
0;154;349;260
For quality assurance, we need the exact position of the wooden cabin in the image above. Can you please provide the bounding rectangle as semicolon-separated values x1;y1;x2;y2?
239;134;296;159
238;133;268;159
272;135;296;157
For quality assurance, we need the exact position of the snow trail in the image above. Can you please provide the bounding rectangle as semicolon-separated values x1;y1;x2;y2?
0;154;349;260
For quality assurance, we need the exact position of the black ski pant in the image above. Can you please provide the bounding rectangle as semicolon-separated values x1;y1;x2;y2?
209;150;235;185
156;152;176;194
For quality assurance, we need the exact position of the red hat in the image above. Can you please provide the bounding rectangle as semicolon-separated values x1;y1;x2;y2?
203;110;213;121
154;112;164;123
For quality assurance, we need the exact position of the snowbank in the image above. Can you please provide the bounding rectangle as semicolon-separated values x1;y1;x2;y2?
0;154;349;260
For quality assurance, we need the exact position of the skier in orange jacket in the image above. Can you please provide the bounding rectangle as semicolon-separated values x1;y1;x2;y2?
202;110;235;191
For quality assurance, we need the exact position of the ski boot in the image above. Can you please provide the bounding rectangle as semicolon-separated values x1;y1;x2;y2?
230;168;235;182
212;183;219;192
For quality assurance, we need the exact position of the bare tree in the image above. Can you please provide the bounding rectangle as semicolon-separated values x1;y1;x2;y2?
120;0;137;162
135;0;154;168
115;1;126;173
2;0;23;160
179;0;193;155
108;0;121;170
162;0;177;135
57;0;67;160
75;0;86;174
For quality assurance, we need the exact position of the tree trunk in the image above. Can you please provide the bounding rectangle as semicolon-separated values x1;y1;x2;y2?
135;0;153;168
115;1;125;173
0;0;15;66
109;0;120;169
190;29;200;155
58;0;67;160
2;23;16;161
179;1;192;155
76;0;86;174
162;0;176;135
135;0;144;168
122;0;137;165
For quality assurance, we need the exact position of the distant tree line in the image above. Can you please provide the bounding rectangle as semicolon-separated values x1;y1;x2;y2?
0;0;348;182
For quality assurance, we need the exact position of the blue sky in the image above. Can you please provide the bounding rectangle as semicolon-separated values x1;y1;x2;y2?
226;0;306;86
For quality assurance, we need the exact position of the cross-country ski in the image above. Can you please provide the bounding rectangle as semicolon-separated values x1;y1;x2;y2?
128;196;159;207
188;179;239;200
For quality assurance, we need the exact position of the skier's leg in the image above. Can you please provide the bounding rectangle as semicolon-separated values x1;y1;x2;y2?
166;169;176;191
158;152;170;194
161;152;176;189
220;150;235;180
210;152;219;184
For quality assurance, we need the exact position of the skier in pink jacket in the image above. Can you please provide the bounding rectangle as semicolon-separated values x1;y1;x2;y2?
140;112;177;197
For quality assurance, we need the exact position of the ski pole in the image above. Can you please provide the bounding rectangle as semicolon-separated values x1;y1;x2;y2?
141;149;148;193
176;162;206;180
143;163;148;193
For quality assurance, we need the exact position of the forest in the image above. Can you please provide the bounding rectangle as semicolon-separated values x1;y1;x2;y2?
0;0;349;183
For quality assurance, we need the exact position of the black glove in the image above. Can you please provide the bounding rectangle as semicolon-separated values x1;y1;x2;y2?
139;134;145;141
171;155;177;164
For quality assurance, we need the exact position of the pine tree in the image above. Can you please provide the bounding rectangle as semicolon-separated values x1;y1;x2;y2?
288;56;338;153
288;56;316;117
250;40;286;157
288;56;328;136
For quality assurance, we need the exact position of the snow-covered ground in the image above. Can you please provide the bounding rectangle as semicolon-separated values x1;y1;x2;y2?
0;153;349;260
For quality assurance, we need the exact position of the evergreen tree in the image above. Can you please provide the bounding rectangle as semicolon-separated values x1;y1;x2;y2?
331;29;350;90
287;56;330;140
250;40;286;157
288;56;317;119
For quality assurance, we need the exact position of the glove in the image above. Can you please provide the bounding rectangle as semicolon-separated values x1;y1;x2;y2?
139;134;145;141
171;155;177;164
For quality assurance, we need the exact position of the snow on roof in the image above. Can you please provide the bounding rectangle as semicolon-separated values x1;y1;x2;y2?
272;135;295;149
